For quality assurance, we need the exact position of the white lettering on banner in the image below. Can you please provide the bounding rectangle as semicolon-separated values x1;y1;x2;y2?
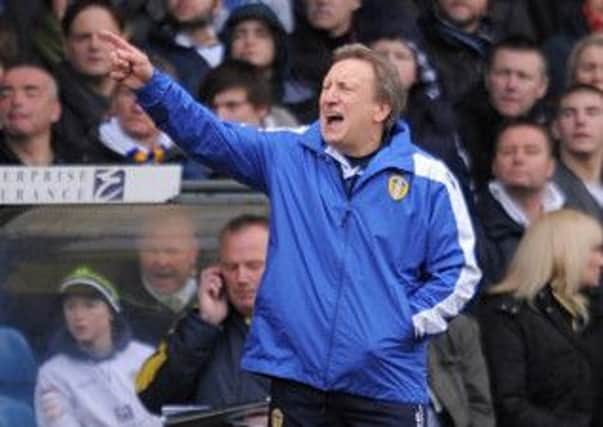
0;166;181;205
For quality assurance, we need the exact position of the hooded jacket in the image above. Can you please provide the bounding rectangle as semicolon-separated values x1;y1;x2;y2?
136;70;481;404
221;3;290;102
35;317;160;427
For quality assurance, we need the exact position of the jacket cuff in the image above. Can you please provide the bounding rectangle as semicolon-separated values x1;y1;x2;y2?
136;68;172;108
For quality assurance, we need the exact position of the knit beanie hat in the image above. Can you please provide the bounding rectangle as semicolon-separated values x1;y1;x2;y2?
59;266;121;313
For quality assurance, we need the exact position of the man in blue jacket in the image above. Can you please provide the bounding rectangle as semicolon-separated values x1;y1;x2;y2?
101;31;481;427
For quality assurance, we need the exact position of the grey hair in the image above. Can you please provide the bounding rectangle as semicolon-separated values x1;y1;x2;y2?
332;43;405;133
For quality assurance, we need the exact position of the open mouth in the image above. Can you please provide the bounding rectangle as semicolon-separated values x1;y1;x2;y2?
326;113;344;126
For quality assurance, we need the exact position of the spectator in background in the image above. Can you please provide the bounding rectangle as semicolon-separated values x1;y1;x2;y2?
553;84;603;222
543;0;603;99
567;33;603;92
225;0;294;33
418;0;495;106
477;120;563;284
427;314;496;427
120;207;200;344
99;84;209;179
146;0;224;95
199;59;297;128
221;3;293;109
34;266;161;427
31;0;68;68
0;61;85;165
54;0;124;163
458;36;549;190
480;209;603;427
286;0;362;122
137;215;270;412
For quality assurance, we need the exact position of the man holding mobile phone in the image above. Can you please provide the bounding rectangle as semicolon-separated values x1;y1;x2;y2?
135;214;270;412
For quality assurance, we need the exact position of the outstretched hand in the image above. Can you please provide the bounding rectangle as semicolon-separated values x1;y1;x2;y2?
99;31;153;90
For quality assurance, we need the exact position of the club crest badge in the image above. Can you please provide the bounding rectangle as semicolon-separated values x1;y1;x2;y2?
388;174;409;201
271;408;284;427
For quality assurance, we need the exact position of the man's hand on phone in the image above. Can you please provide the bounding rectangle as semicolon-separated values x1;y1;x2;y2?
198;265;228;326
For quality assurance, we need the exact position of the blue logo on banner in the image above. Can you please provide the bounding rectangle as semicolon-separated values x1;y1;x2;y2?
94;169;125;201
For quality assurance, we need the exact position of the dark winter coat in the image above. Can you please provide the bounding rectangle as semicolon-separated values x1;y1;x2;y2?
475;187;525;286
480;288;595;427
137;308;269;413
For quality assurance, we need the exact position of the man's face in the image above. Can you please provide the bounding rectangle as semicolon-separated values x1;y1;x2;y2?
554;90;603;158
138;217;199;295
370;38;417;91
65;6;121;78
486;48;548;118
0;67;61;138
437;0;488;32
219;225;268;317
319;58;391;155
492;125;554;192
230;19;275;69
113;86;159;140
211;87;267;126
305;0;360;37
575;44;603;92
167;0;218;23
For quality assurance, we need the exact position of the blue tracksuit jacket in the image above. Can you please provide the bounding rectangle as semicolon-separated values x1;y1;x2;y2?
137;71;481;404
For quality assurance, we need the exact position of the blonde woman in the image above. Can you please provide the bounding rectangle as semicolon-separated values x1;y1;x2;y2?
480;209;603;427
567;33;603;91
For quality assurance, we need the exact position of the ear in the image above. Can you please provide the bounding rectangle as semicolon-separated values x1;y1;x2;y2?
536;76;549;100
545;157;555;180
372;101;392;125
51;100;62;124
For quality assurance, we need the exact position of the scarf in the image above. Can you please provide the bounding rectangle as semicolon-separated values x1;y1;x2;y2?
99;117;174;164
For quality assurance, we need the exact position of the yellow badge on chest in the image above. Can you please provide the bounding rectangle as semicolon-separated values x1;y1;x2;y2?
271;408;284;427
388;174;409;201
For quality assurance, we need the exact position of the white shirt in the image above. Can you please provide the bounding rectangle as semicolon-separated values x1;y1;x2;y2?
488;180;565;226
174;33;224;68
585;181;603;207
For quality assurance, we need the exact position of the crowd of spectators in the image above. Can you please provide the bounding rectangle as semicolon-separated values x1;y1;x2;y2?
0;0;602;426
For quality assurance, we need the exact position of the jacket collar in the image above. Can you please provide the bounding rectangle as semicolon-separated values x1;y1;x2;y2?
299;120;416;177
